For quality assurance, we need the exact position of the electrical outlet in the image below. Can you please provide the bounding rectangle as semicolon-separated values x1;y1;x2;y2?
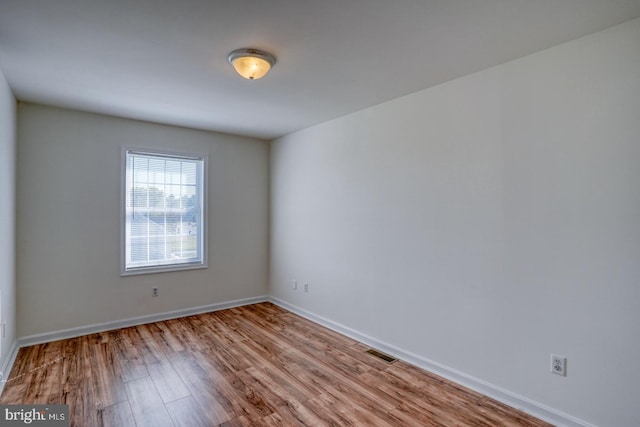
152;287;159;297
304;283;309;293
551;354;567;376
292;280;298;290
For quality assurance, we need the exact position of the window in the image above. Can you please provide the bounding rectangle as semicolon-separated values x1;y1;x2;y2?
122;147;207;275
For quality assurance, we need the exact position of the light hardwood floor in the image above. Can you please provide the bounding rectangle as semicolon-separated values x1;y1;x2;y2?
0;303;552;426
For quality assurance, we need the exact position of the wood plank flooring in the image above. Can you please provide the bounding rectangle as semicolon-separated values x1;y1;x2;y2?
0;303;552;426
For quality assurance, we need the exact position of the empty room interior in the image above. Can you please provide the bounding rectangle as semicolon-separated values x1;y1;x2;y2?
0;1;639;426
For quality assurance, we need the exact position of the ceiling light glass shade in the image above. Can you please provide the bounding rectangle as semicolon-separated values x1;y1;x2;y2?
227;48;276;80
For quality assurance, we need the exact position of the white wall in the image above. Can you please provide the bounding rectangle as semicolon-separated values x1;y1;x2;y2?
270;18;640;427
0;69;17;380
17;104;269;337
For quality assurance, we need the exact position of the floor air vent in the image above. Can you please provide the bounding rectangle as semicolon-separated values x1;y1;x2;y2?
366;349;398;363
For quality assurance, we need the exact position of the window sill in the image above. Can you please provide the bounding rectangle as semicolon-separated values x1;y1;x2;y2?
120;262;208;276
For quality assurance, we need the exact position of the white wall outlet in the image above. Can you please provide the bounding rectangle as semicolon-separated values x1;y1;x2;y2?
292;280;298;290
304;283;309;293
152;287;159;297
551;354;567;376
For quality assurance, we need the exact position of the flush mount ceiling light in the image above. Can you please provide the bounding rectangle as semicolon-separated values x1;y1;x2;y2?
227;48;276;80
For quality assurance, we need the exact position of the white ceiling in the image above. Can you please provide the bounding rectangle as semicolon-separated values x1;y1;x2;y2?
1;0;639;139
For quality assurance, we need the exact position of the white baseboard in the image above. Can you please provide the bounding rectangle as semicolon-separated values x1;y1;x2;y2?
17;295;268;348
0;340;19;395
268;296;597;427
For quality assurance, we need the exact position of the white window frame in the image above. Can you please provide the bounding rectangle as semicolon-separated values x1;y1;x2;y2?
120;146;208;276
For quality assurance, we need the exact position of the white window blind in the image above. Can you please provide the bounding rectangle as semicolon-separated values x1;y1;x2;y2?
123;148;206;274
